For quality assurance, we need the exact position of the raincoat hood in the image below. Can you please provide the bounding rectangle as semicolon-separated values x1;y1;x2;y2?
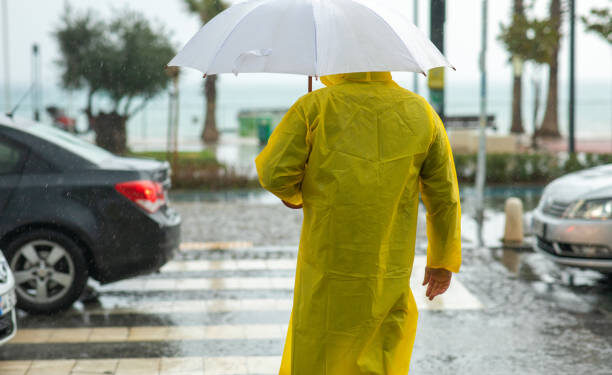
320;72;393;87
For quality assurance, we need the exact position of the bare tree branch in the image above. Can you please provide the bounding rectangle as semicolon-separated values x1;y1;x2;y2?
128;98;151;118
122;95;134;116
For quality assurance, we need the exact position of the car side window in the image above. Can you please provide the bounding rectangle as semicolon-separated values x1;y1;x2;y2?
22;151;57;174
0;138;24;175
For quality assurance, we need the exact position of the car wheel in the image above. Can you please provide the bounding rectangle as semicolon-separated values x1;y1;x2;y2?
5;229;88;314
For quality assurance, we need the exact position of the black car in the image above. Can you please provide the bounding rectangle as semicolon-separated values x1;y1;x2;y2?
0;115;181;313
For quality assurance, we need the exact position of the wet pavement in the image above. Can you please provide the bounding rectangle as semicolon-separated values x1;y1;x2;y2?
1;189;611;374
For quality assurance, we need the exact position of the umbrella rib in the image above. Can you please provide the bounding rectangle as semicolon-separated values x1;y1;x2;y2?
205;0;270;75
311;0;319;77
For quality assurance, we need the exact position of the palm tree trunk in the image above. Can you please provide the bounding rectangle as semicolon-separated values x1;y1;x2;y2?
202;74;219;143
511;68;524;134
510;0;525;134
537;0;562;138
187;1;226;144
530;78;542;149
538;57;561;138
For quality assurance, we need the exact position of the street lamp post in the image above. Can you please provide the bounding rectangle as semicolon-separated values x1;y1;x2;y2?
1;0;10;113
31;44;41;121
475;0;488;247
428;0;445;119
568;0;576;154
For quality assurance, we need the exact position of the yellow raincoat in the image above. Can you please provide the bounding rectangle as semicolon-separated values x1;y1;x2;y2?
255;72;461;374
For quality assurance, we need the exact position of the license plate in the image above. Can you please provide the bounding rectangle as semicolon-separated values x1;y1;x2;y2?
0;290;16;315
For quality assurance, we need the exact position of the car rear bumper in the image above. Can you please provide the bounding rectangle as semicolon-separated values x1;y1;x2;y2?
93;207;181;284
532;210;612;272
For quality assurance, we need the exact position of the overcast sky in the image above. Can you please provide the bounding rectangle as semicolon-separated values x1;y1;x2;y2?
1;0;611;90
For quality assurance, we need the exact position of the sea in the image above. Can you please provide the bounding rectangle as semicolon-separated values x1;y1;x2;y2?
3;76;610;153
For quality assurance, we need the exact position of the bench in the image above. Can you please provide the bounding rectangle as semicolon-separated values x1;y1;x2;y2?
444;115;497;131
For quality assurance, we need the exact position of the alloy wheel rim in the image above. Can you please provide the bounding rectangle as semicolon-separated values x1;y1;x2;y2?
10;240;75;304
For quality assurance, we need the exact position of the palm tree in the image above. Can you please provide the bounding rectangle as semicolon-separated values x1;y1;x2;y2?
510;0;526;134
581;6;611;43
536;0;562;138
183;0;227;144
499;0;534;134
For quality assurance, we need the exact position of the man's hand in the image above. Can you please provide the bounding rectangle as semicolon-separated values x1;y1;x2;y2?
282;200;303;209
422;267;452;301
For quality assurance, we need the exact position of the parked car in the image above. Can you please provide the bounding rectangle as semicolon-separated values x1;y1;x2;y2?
0;250;17;345
532;164;612;273
0;114;181;313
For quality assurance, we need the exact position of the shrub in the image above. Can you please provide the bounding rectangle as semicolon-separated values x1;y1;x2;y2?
454;152;610;185
129;150;258;190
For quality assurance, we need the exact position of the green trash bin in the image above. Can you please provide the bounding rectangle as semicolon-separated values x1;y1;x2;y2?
257;117;273;145
238;113;258;137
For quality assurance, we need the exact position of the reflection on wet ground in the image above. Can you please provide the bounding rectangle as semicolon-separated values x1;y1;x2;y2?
493;243;612;352
500;248;522;275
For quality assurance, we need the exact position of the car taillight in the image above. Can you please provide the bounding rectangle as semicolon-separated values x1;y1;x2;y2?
115;180;166;213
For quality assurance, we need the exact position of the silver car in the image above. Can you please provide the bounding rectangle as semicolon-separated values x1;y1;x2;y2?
0;250;17;345
532;164;612;272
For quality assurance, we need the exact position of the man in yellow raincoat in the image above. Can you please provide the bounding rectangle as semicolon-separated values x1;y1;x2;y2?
255;72;461;374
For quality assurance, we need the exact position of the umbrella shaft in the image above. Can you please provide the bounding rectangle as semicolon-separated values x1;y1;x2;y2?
308;76;313;93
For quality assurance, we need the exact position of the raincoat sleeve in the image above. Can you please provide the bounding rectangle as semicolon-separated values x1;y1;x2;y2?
255;101;311;207
419;108;462;273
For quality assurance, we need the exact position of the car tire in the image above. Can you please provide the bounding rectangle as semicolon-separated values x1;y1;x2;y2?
5;229;88;314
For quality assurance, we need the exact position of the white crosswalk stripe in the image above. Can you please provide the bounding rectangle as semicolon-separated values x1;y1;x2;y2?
0;356;283;375
11;324;289;343
1;252;482;374
179;241;297;252
72;298;293;315
98;277;295;291
101;256;483;311
160;259;296;272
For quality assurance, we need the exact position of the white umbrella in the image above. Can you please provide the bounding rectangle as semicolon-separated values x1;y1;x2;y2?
168;0;453;81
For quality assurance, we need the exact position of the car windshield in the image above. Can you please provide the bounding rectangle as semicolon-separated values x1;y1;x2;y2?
22;123;113;164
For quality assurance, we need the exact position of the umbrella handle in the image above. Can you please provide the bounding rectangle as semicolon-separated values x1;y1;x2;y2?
308;76;312;93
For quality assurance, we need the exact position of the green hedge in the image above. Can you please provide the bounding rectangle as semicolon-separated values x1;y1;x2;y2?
128;150;220;168
129;150;257;190
131;150;612;189
454;153;612;184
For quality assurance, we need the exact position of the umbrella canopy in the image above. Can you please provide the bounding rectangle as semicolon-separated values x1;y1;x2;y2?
168;0;453;77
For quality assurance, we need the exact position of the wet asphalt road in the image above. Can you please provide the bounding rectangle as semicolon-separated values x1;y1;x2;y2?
1;191;611;375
